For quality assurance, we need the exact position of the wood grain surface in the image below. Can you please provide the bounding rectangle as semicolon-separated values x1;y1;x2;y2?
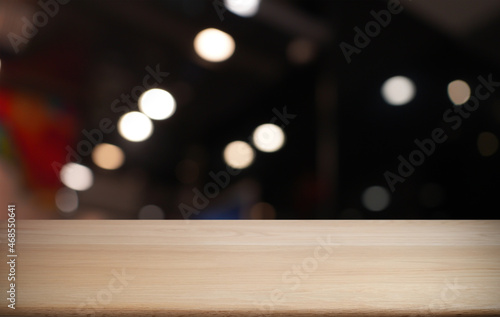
0;220;499;316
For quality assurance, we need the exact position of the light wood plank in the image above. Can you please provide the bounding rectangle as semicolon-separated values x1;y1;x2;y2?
0;220;499;316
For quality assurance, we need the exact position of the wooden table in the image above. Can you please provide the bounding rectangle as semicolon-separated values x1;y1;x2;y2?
1;220;499;316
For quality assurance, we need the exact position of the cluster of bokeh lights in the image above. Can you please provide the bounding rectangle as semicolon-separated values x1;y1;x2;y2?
223;123;286;169
118;88;176;143
368;74;496;213
49;4;499;218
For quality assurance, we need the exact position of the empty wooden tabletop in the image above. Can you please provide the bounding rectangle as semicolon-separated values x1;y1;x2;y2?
0;220;499;316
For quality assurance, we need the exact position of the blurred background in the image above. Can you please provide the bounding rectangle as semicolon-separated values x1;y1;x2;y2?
0;0;499;219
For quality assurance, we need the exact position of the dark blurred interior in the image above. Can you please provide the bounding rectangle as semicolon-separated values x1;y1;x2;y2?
1;0;500;219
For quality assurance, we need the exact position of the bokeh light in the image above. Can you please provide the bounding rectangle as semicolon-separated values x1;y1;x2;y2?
477;132;499;157
194;28;235;62
252;123;285;153
447;79;471;105
224;0;260;17
249;202;276;219
118;111;153;142
139;88;176;120
55;187;78;213
138;204;165;219
60;163;94;191
223;140;254;169
381;76;416;106
92;143;125;170
286;38;316;65
362;186;390;211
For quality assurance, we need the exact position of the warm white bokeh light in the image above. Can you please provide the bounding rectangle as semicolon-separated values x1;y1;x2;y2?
92;143;125;170
381;76;416;106
223;141;254;169
477;132;499;157
224;0;260;17
194;28;235;62
447;79;471;105
362;186;390;211
118;111;153;142
55;187;79;213
60;163;94;191
252;123;285;153
139;88;176;120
